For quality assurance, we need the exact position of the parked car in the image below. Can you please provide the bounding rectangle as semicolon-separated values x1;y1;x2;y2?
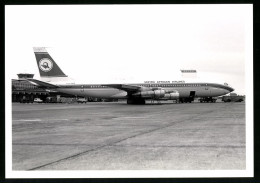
34;98;43;103
77;98;87;104
222;93;244;102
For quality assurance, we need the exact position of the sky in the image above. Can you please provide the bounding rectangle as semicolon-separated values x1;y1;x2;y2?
5;5;253;94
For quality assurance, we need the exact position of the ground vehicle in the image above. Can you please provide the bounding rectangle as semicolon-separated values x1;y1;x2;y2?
45;96;61;103
222;93;244;102
222;96;244;102
77;98;87;103
20;98;32;103
20;96;33;103
199;97;217;103
34;98;43;103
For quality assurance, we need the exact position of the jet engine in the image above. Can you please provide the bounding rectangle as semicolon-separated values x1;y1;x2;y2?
132;90;166;99
163;91;179;100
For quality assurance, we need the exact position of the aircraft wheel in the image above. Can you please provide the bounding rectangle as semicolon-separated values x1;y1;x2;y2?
127;99;133;104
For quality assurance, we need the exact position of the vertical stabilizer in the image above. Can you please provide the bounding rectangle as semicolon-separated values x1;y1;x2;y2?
33;47;67;77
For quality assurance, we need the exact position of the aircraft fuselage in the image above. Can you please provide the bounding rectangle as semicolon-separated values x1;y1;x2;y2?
55;82;233;99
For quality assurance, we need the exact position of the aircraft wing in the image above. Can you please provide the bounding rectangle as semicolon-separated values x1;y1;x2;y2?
102;84;144;93
26;79;59;88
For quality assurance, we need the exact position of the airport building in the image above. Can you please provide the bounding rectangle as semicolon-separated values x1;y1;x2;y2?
12;73;107;103
12;73;76;103
12;73;49;103
12;79;49;103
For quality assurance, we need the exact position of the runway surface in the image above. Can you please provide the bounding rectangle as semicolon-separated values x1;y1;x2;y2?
12;101;245;170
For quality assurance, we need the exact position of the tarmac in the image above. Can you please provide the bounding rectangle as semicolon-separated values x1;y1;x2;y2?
12;101;245;170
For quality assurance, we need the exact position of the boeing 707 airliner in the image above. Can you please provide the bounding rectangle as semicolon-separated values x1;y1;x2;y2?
27;47;234;104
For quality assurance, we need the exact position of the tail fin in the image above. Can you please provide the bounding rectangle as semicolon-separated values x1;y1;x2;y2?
33;47;67;77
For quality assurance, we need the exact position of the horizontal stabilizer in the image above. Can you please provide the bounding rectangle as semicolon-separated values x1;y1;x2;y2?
26;79;59;88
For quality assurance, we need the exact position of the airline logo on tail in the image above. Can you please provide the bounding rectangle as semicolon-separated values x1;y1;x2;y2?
33;47;67;77
39;58;53;72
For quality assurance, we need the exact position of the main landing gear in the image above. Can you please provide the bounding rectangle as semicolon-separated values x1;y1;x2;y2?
178;98;194;103
199;97;217;103
127;98;146;105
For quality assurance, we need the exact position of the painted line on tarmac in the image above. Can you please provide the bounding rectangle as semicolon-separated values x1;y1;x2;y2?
13;119;42;122
115;117;148;119
50;119;69;121
110;144;246;148
13;119;69;122
13;143;96;146
13;143;245;149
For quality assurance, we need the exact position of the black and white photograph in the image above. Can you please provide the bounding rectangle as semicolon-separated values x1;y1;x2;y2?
5;4;253;178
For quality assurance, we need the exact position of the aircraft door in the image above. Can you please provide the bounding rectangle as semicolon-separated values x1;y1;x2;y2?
189;91;196;98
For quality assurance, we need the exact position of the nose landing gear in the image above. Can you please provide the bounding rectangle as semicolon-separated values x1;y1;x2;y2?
199;97;217;103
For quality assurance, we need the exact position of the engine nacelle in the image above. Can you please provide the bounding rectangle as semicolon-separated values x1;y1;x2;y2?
163;91;179;100
133;90;166;99
153;90;166;98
